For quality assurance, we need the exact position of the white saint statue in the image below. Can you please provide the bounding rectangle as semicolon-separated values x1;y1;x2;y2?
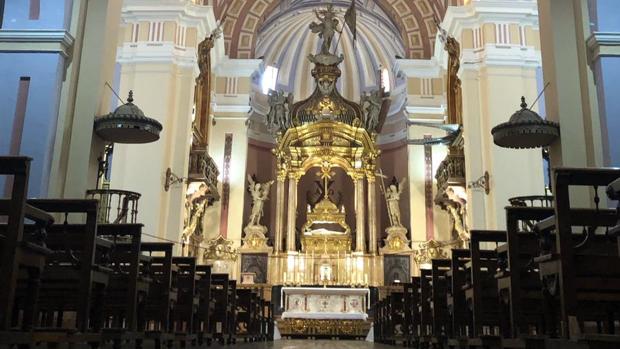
383;178;406;227
247;175;274;227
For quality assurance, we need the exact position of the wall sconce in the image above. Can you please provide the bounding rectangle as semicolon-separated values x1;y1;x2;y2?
468;171;490;195
164;167;185;191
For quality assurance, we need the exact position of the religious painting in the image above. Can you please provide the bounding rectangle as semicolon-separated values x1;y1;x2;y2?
240;253;268;284
383;254;410;285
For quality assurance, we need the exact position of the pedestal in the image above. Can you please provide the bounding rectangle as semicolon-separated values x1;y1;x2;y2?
380;226;411;254
240;224;272;253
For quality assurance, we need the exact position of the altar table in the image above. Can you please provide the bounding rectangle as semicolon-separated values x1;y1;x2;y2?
280;287;370;320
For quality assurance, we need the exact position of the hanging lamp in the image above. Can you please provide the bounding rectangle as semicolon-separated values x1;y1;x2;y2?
94;90;163;144
491;96;559;149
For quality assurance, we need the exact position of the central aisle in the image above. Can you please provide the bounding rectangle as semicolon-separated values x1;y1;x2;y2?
215;340;398;348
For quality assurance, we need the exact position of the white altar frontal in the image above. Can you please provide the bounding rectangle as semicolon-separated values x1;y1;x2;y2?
278;287;372;338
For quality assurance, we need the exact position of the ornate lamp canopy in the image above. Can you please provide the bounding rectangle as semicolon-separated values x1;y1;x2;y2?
94;91;163;144
491;96;559;149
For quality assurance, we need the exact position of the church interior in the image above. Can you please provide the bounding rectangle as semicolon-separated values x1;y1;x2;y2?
1;0;620;348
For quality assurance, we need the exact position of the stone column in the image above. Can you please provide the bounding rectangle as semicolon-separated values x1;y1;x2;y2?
274;177;286;252
355;177;366;252
286;175;298;252
367;176;377;254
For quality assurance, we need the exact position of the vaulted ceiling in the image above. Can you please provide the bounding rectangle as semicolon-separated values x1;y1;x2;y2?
207;0;462;60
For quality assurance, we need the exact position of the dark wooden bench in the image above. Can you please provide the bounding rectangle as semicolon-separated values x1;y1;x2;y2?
171;256;199;347
464;230;506;348
536;167;620;341
431;258;452;345
194;264;211;345
419;268;433;346
96;223;149;349
0;157;54;345
210;273;233;344
139;242;177;348
26;199;112;346
404;278;420;347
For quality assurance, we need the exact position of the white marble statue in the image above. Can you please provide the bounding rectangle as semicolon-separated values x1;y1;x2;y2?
383;178;406;227
247;175;274;227
360;89;383;132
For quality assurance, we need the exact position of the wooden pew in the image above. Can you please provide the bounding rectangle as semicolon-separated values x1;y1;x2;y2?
447;249;471;344
171;256;199;347
404;278;420;347
25;199;112;346
194;264;211;345
538;167;620;342
499;206;555;343
234;288;254;342
210;273;232;344
464;230;506;348
0;156;54;346
431;258;452;346
139;242;177;348
419;268;433;345
96;223;149;349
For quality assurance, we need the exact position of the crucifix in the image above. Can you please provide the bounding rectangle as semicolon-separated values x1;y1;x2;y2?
317;160;335;200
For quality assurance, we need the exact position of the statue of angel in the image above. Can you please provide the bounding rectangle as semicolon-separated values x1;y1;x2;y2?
247;175;274;227
360;89;383;132
383;177;406;227
309;4;340;55
266;89;293;132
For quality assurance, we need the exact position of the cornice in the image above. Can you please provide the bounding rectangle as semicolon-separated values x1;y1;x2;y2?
214;58;262;77
396;58;442;78
586;32;620;63
461;45;541;69
0;29;75;59
116;42;198;69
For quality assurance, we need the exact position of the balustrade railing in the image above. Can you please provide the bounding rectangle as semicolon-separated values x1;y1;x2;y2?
508;195;554;208
85;188;141;223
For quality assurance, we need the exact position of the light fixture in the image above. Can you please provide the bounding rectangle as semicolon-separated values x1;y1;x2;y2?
491;96;559;149
94;90;163;144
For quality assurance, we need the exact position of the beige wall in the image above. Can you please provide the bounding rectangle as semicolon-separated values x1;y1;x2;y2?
462;65;545;229
111;63;195;249
407;126;451;243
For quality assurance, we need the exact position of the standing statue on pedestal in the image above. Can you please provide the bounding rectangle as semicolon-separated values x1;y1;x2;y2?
247;174;274;226
360;90;383;132
384;177;406;227
242;175;274;251
381;177;411;253
266;89;293;133
309;4;340;55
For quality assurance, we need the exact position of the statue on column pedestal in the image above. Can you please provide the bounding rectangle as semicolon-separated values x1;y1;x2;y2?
380;177;411;253
242;174;274;251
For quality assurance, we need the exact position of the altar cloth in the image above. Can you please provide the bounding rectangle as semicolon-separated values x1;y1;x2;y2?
281;311;368;320
280;287;370;321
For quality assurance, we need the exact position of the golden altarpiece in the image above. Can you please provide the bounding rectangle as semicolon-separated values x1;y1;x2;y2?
237;5;413;290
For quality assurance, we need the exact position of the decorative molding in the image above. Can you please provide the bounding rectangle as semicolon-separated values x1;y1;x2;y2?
396;59;442;78
461;44;541;69
214;58;261;77
586;32;620;63
406;106;446;116
212;104;252;114
0;29;75;59
116;42;198;68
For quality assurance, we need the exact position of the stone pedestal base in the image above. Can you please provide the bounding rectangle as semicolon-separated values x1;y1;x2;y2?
241;224;272;252
380;226;411;254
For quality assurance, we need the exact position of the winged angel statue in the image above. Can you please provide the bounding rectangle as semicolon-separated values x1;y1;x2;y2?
247;175;274;227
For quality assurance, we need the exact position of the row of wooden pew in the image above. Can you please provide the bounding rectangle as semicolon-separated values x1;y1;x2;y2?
374;167;620;349
0;156;274;348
